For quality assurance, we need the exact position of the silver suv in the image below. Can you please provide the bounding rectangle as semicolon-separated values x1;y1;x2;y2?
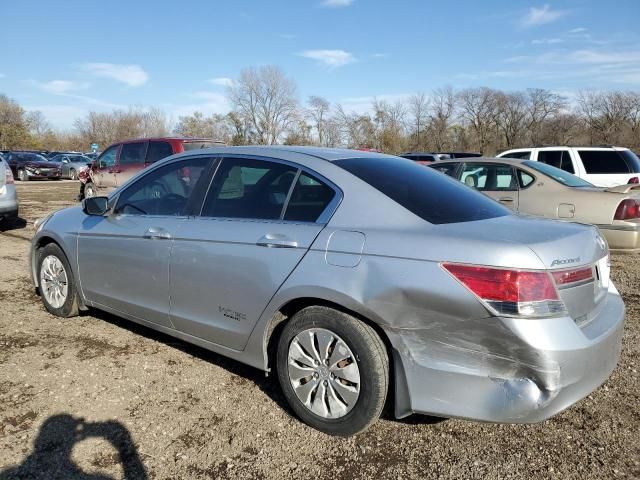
0;155;18;222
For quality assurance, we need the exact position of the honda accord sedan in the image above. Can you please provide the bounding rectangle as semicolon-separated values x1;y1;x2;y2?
30;146;624;436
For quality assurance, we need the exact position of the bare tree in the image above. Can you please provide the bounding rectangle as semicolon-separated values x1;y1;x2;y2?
428;87;456;151
307;96;330;146
526;88;565;145
228;66;298;145
408;93;429;150
495;91;528;149
174;111;232;142
0;94;34;149
457;87;499;153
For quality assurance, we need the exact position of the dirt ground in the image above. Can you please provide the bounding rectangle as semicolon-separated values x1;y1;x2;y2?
0;181;638;480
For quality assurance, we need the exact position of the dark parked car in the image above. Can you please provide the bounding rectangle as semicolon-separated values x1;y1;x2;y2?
4;151;62;181
80;137;225;198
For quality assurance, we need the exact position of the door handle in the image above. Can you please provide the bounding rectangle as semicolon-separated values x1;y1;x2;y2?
143;227;172;240
257;233;298;248
499;197;514;203
108;169;121;174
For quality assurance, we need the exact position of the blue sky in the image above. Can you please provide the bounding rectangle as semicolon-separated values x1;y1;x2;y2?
1;0;639;129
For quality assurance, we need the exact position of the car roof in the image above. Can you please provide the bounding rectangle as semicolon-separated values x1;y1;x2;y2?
179;145;398;162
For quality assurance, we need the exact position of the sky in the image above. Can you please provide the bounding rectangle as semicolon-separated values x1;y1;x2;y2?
1;0;639;130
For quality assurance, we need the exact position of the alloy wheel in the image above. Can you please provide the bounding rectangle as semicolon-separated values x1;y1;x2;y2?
40;255;69;309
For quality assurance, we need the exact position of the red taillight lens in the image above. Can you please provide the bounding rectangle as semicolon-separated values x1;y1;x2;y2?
628;177;639;184
442;263;565;317
551;266;593;286
614;199;640;220
5;168;14;185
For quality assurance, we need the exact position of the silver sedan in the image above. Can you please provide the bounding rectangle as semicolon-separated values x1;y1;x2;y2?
30;146;624;436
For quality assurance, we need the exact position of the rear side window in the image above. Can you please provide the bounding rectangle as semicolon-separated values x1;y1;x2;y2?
518;170;535;188
119;142;147;165
537;150;574;173
146;141;174;163
578;150;632;174
335;157;510;224
283;172;335;222
201;158;297;220
502;150;531;160
429;163;459;177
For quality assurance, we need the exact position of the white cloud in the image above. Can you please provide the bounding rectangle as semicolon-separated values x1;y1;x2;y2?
320;0;354;7
32;79;90;95
531;38;563;45
339;93;412;115
169;91;231;119
278;33;297;40
209;77;233;87
24;105;87;130
300;49;356;67
82;63;148;86
371;53;389;59
522;4;567;27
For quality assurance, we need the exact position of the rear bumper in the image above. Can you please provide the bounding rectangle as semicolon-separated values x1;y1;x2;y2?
0;188;19;219
386;283;625;423
598;224;640;252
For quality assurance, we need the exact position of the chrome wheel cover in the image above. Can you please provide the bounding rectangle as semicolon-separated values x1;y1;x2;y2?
288;328;361;419
40;255;68;309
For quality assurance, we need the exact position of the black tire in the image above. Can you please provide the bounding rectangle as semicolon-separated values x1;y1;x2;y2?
36;243;79;318
84;182;96;198
69;169;77;180
276;306;389;436
18;169;28;182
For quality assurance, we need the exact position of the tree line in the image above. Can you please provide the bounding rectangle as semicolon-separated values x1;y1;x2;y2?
1;65;639;155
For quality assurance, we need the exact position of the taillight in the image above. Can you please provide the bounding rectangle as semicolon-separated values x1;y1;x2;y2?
442;263;565;318
614;199;640;220
628;177;639;184
551;266;593;287
5;168;14;184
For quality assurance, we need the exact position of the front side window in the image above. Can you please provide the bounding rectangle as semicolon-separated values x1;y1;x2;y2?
146;141;174;163
201;158;297;220
578;150;632;174
283;172;335;222
114;157;210;216
335;157;509;224
98;145;119;169
119;142;147;166
537;150;574;173
460;163;517;191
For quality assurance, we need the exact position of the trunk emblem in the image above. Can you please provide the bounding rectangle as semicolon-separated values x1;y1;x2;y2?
551;257;580;267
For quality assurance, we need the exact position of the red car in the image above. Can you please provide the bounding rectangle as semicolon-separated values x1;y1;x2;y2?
79;137;224;198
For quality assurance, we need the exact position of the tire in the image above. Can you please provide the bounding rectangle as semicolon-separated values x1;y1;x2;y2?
18;169;28;182
277;306;389;436
69;169;77;180
36;243;79;318
84;182;97;198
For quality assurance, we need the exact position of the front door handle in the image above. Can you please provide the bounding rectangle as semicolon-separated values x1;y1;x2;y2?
144;227;172;240
499;197;514;203
257;233;298;248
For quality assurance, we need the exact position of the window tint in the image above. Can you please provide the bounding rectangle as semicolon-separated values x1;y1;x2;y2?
578;150;631;174
335;157;510;225
114;157;210;216
429;163;459;177
523;161;593;188
460;163;517;191
537;150;574;173
502;150;531;160
201;158;297;220
119;142;147;165
98;145;119;168
283;172;335;222
518;170;535;188
146;141;174;163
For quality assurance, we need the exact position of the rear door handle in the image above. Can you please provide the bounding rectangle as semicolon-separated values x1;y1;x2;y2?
257;234;298;248
144;227;172;240
499;197;514;203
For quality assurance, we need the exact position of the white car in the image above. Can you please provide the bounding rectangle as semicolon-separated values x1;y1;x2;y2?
0;155;18;222
497;146;640;187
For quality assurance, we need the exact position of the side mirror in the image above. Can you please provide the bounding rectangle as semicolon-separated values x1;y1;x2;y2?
82;196;109;216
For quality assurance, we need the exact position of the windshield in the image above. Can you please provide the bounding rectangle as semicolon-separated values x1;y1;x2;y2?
335;156;510;224
523;160;593;187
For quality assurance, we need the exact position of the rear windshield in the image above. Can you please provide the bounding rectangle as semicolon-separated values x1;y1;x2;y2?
577;150;640;174
335;156;510;224
523;161;593;187
183;141;223;151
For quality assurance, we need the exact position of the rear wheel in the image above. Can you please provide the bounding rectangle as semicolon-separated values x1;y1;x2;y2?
37;243;79;318
84;182;97;198
277;306;388;436
18;169;28;182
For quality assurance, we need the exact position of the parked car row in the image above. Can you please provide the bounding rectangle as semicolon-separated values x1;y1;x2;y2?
1;150;94;181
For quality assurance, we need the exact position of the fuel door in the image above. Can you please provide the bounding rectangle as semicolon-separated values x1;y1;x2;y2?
325;230;366;268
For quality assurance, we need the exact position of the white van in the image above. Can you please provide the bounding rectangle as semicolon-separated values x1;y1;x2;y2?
497;146;640;187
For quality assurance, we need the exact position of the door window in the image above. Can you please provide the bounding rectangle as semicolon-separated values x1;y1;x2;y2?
460;164;518;191
201;158;298;220
146;141;174;163
283;172;336;222
119;142;148;165
537;150;574;173
98;145;119;169
114;157;211;216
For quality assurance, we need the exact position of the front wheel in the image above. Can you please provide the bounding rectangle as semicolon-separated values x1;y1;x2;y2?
69;169;78;180
277;306;389;436
37;243;79;317
18;169;28;181
84;182;97;198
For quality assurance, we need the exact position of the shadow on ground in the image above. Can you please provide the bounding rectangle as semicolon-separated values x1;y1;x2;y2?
0;217;27;232
0;414;147;480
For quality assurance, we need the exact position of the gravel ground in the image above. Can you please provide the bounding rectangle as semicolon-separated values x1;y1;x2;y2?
0;181;638;480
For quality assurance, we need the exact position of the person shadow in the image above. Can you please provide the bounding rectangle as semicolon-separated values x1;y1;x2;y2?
0;414;148;480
